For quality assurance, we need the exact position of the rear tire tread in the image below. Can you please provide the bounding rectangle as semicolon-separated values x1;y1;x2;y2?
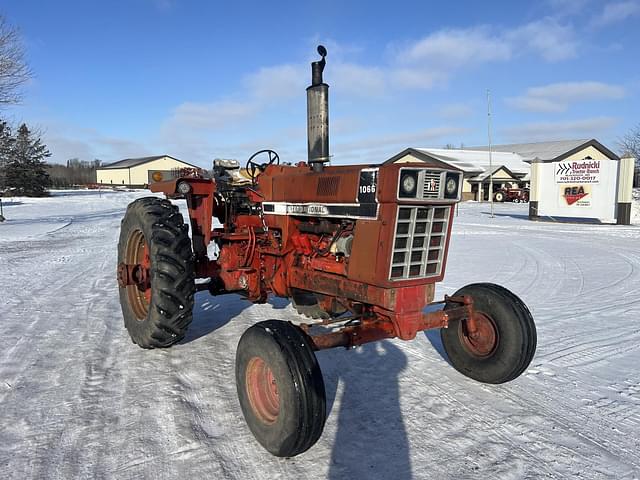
118;197;195;349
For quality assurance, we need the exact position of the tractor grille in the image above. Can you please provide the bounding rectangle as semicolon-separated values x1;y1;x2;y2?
389;205;451;280
422;170;442;199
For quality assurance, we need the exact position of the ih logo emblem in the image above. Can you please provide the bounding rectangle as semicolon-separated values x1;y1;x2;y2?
563;185;589;205
428;178;437;191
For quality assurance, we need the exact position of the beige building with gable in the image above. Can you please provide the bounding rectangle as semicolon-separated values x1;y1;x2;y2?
96;155;199;187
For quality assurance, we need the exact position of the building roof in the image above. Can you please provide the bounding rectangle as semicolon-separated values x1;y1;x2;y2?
99;155;197;170
412;148;531;175
467;165;520;182
469;138;619;162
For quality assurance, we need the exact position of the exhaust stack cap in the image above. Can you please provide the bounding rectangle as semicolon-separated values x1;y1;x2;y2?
307;45;330;173
311;45;327;86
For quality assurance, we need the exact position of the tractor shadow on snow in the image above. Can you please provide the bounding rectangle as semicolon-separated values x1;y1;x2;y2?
320;341;412;479
179;292;244;343
180;292;292;344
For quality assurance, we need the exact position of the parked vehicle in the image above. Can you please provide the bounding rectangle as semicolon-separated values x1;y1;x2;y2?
494;188;529;203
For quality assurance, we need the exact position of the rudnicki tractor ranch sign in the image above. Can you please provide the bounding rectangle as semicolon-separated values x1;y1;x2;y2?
555;160;601;207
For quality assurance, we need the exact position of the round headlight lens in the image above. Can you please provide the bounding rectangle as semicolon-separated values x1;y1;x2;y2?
446;177;457;195
401;174;416;194
177;181;192;194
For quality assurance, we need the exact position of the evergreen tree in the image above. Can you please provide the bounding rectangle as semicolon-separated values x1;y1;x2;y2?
4;123;51;196
0;120;13;189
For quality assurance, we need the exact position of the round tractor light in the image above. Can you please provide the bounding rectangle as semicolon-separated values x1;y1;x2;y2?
446;177;458;195
177;181;192;195
401;174;416;194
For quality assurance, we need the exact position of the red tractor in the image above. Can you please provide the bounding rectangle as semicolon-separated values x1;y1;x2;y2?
494;187;530;203
117;46;537;457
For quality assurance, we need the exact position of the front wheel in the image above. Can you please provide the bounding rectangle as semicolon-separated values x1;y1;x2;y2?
236;320;326;457
441;283;536;384
494;191;505;202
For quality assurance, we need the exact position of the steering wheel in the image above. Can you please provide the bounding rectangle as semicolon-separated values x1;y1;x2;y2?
246;149;280;183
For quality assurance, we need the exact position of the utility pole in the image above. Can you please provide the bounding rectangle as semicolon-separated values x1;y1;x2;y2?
487;89;494;218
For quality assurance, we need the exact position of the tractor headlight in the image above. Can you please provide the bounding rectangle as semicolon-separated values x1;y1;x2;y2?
446;178;457;195
444;172;460;199
399;170;418;198
402;175;416;193
177;181;192;195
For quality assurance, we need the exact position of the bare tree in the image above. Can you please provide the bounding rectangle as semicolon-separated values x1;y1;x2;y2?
618;124;640;160
0;15;31;106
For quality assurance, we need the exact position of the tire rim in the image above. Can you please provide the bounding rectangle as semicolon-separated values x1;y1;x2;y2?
246;357;280;425
124;229;151;320
459;312;499;358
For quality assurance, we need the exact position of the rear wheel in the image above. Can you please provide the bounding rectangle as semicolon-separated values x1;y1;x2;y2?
441;283;536;384
117;197;195;348
236;320;326;457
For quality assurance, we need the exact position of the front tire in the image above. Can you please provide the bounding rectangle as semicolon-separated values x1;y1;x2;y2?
494;191;505;202
118;197;195;348
236;320;326;457
441;283;536;384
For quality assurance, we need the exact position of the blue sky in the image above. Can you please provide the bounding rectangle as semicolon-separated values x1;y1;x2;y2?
2;0;639;166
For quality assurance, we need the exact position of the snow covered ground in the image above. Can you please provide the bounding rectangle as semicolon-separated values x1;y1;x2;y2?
1;190;640;479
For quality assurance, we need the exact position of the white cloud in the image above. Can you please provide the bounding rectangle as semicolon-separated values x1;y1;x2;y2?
164;100;257;133
336;126;469;154
503;116;618;142
243;64;306;101
399;27;512;68
547;0;591;15
390;69;446;90
390;19;578;87
507;18;578;61
40;122;153;164
591;1;640;26
438;103;474;119
507;81;625;112
332;63;386;96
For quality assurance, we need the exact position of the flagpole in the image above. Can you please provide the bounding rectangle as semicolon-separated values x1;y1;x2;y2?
487;89;494;218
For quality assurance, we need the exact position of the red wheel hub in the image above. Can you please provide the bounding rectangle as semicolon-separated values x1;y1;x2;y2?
120;229;152;320
460;312;498;358
246;357;280;424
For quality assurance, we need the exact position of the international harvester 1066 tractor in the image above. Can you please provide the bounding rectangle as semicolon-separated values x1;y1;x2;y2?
117;46;537;457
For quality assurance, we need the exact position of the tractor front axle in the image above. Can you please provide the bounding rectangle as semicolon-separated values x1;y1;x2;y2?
307;295;476;350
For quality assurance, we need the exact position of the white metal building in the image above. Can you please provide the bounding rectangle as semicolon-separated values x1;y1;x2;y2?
96;155;199;187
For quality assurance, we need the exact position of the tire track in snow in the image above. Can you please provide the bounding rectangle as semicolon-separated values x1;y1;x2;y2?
405;348;639;479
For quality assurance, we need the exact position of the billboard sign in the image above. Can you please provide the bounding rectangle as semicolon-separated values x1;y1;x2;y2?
536;157;618;222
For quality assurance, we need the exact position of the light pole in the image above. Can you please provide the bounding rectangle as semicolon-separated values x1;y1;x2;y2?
487;89;494;218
